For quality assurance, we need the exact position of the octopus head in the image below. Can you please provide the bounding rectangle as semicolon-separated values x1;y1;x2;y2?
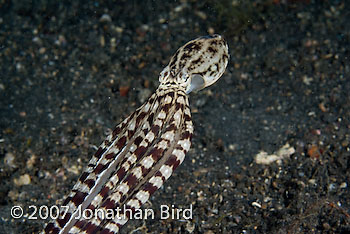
159;34;229;94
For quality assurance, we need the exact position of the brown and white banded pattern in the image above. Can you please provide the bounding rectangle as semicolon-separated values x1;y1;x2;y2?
43;34;229;234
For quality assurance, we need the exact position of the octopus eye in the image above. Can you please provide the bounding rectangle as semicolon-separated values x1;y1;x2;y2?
186;74;205;94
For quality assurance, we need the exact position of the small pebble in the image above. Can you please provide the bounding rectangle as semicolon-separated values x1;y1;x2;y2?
204;231;214;234
195;10;207;20
8;190;19;201
100;35;105;47
4;152;17;168
119;86;130;97
208;27;215;35
309;179;317;185
158;18;166;24
302;75;313;85
99;14;112;22
26;154;36;169
252;201;262;208
14;174;31;186
115;26;123;33
328;183;336;191
308;145;321;159
255;144;295;165
19;111;26;117
323;222;331;230
39;47;46;54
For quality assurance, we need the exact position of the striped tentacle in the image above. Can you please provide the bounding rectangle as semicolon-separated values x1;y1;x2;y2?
100;90;193;234
42;35;229;234
44;93;159;234
71;87;189;233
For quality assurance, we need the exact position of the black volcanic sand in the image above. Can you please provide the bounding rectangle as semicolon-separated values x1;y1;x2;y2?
1;1;349;233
